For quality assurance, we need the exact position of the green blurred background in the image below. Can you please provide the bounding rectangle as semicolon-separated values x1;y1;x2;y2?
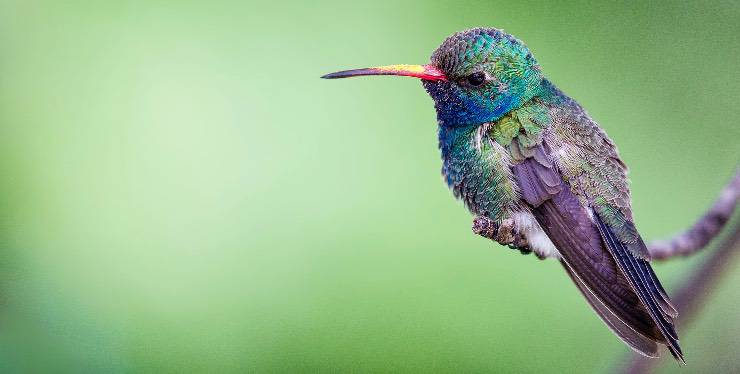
0;1;738;372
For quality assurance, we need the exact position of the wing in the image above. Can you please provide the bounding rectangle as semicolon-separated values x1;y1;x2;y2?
509;100;683;361
560;259;658;356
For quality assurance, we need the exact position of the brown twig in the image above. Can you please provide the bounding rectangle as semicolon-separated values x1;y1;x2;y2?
648;169;740;260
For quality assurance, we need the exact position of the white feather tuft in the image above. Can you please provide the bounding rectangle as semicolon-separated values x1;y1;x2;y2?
512;211;560;259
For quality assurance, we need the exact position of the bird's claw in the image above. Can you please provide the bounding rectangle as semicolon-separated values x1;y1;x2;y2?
473;216;532;255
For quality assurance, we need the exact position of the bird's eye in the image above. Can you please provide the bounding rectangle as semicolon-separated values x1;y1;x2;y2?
466;72;487;87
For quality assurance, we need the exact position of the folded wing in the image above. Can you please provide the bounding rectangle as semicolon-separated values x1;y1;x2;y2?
512;149;682;361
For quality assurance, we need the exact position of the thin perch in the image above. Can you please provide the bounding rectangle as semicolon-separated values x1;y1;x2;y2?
648;169;740;260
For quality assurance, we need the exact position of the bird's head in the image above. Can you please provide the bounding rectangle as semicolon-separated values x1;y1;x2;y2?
323;28;543;127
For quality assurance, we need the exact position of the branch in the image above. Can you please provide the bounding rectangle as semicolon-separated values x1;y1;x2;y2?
648;169;740;260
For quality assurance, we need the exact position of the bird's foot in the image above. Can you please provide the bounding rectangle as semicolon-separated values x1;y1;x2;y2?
472;216;532;256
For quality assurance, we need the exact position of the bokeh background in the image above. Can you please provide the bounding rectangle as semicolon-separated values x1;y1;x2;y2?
0;1;738;373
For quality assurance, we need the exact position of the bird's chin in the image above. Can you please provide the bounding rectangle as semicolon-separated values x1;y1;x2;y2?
421;78;448;90
421;79;453;104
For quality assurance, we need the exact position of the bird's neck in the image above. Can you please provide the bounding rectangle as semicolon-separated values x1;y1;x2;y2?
438;79;568;189
437;79;572;217
438;80;561;158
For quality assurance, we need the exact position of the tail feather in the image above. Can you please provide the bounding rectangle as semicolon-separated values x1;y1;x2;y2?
561;260;659;357
594;215;684;363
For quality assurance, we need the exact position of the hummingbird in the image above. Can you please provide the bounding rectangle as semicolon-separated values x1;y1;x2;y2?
322;28;683;362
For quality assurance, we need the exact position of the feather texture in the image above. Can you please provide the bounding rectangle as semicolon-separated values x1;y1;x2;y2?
594;215;683;361
561;260;659;357
527;174;669;348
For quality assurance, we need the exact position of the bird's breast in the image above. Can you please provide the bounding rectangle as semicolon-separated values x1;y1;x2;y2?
438;123;521;221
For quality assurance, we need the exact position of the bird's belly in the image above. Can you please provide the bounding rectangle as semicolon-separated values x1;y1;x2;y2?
512;211;560;259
